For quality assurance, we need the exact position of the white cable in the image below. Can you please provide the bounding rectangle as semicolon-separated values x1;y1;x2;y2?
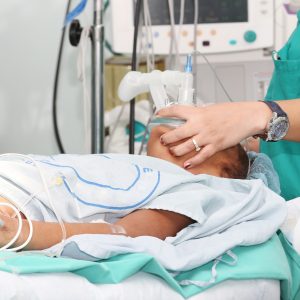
77;27;92;153
193;0;199;98
138;109;155;155
144;0;155;72
105;103;126;151
0;154;67;252
0;202;23;251
27;156;67;243
168;0;179;69
192;50;233;102
175;0;185;70
7;188;47;251
142;2;150;72
7;203;33;252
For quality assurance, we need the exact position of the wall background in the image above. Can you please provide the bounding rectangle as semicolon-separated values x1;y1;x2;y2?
0;0;94;154
0;1;296;154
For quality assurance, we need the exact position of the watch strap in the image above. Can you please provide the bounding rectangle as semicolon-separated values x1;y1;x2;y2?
254;101;288;141
260;101;287;118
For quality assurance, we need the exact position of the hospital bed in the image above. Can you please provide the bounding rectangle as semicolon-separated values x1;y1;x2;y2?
0;270;279;300
0;153;293;300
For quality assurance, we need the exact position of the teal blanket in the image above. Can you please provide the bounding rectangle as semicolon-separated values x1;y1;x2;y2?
0;235;291;299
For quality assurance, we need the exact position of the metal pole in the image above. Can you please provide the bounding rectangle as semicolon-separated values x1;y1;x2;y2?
91;0;105;153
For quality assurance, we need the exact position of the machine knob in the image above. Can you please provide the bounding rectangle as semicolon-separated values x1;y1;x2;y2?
69;20;83;47
244;30;257;43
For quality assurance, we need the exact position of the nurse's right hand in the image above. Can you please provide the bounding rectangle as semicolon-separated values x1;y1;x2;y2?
157;101;272;168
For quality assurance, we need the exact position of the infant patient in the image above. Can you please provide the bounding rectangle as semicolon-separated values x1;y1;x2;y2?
148;125;249;179
0;126;249;251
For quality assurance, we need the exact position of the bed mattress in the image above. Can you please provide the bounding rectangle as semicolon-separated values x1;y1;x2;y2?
0;270;279;300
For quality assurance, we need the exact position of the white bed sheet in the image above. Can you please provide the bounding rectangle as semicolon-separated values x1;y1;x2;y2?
0;270;280;300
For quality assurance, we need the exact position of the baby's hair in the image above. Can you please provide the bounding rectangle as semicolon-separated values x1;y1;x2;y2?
219;144;249;179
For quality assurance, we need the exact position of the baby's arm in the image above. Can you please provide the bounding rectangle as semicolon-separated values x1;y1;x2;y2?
116;209;194;240
0;197;17;217
0;209;194;250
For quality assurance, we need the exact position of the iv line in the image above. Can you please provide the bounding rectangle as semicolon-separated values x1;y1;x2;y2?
0;154;67;252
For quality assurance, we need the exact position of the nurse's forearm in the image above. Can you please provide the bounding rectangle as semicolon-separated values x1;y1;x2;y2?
277;100;300;141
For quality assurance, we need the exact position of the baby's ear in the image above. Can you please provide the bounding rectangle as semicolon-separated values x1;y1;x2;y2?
219;165;232;179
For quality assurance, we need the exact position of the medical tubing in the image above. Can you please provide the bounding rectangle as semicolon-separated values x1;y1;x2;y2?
129;0;143;154
65;0;88;26
0;196;34;251
105;103;126;151
28;157;67;243
0;202;23;251
8;191;44;251
176;0;185;69
138;108;155;155
193;0;198;95
52;0;73;154
143;0;155;72
143;2;150;71
7;206;34;252
77;27;92;153
192;50;233;102
0;154;67;250
178;55;194;105
168;0;179;70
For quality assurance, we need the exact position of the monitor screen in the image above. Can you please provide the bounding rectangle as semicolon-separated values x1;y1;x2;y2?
146;0;248;25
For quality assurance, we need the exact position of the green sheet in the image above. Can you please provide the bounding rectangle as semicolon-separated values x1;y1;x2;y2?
0;234;291;299
279;232;300;300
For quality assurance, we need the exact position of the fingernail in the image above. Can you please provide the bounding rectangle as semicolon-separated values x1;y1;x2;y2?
184;162;192;169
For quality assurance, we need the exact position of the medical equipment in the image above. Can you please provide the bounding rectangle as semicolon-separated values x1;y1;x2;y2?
0;154;66;252
110;0;275;54
54;0;106;154
0;153;130;252
118;55;194;110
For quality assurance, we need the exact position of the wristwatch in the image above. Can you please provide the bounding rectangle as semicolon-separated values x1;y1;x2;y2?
256;101;290;142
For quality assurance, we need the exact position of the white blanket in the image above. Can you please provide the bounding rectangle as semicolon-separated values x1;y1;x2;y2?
0;153;287;271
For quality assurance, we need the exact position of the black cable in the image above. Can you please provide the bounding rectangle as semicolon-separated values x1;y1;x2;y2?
52;0;72;154
129;0;143;154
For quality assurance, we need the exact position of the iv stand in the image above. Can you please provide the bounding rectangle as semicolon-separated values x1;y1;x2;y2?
91;0;105;153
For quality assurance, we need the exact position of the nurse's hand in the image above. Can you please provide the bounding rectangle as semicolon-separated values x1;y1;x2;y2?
157;102;272;168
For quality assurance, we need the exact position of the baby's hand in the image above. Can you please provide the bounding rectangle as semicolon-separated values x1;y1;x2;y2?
0;213;21;249
0;197;17;217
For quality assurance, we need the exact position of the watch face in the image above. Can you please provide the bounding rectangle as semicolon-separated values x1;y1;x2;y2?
269;117;289;141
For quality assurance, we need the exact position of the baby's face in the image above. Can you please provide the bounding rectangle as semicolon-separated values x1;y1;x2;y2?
147;126;223;176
